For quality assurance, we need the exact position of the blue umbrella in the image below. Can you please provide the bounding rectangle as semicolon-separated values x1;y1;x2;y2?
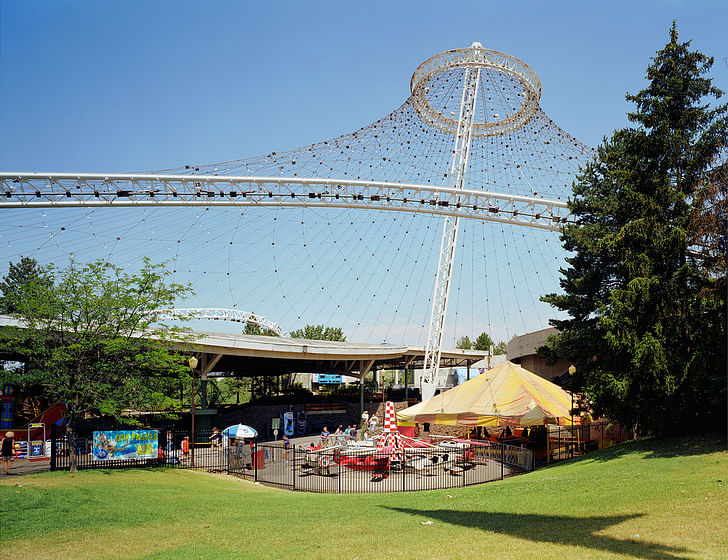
222;424;258;439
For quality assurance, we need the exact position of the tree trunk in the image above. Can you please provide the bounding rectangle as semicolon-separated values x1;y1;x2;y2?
67;407;78;473
67;423;77;472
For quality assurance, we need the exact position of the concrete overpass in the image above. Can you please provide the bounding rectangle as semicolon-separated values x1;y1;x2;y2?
0;314;486;380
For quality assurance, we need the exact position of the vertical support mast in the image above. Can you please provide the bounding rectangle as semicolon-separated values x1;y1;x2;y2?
422;61;481;396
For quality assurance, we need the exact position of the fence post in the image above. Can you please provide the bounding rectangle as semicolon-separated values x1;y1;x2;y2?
50;423;56;471
254;440;258;483
462;447;467;488
570;424;573;458
403;458;406;492
500;442;504;480
558;427;562;461
292;445;296;490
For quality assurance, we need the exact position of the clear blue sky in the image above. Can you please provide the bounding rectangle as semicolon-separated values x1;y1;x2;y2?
2;1;725;171
1;1;726;345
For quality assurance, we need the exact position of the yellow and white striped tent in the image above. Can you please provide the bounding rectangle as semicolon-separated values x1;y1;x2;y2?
398;361;575;427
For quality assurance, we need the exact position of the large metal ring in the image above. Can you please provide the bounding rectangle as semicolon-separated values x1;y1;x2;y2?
410;45;542;137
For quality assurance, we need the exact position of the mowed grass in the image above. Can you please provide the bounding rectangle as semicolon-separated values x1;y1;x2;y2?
1;436;726;560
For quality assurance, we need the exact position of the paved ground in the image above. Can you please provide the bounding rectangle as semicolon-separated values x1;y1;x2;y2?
0;458;50;478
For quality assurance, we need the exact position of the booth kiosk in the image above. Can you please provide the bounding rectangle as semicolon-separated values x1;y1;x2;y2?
28;423;47;461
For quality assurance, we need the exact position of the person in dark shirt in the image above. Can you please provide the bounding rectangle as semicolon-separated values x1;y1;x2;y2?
209;426;222;449
1;431;16;475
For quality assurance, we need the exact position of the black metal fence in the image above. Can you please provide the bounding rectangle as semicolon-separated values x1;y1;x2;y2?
544;422;630;463
50;426;230;472
281;440;528;493
49;422;623;493
49;426;531;493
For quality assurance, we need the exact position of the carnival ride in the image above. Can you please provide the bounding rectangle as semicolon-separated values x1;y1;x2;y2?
299;401;482;479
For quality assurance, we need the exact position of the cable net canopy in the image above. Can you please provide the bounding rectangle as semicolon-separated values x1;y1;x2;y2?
2;44;595;347
156;45;591;203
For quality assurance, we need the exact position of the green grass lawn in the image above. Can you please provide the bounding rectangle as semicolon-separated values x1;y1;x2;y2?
1;435;726;560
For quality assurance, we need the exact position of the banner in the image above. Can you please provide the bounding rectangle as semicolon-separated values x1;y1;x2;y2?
92;430;158;461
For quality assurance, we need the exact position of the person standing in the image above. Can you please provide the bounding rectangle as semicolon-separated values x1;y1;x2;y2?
181;436;190;461
320;426;330;448
209;426;222;449
1;431;16;475
360;410;370;440
369;415;378;435
165;431;177;464
334;424;345;446
282;435;291;462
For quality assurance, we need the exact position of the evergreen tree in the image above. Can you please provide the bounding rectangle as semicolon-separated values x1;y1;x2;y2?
493;340;508;355
541;23;727;436
456;336;473;350
473;332;494;351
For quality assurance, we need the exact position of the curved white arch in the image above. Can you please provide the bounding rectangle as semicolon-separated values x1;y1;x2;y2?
158;308;284;336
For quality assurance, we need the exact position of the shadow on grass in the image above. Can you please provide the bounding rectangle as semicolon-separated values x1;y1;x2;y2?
385;508;692;560
554;434;726;466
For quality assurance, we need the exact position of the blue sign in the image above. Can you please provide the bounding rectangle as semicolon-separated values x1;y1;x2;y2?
318;374;341;384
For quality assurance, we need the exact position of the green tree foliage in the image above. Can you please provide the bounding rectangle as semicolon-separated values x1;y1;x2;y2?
289;324;346;342
215;376;251;405
473;332;494;351
493;340;508;355
461;332;506;353
242;313;280;337
0;256;51;314
0;258;195;470
456;336;473;349
242;315;286;399
541;23;727;436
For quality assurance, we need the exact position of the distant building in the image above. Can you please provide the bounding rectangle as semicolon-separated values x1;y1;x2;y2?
507;327;571;381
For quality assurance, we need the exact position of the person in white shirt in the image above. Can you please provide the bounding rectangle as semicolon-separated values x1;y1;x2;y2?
369;415;378;434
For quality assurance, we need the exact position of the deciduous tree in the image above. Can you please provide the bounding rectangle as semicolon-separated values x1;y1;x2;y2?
0;258;195;470
290;324;346;342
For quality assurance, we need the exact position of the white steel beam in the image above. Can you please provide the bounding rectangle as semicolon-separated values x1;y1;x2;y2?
157;308;285;336
0;172;570;231
422;64;480;392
